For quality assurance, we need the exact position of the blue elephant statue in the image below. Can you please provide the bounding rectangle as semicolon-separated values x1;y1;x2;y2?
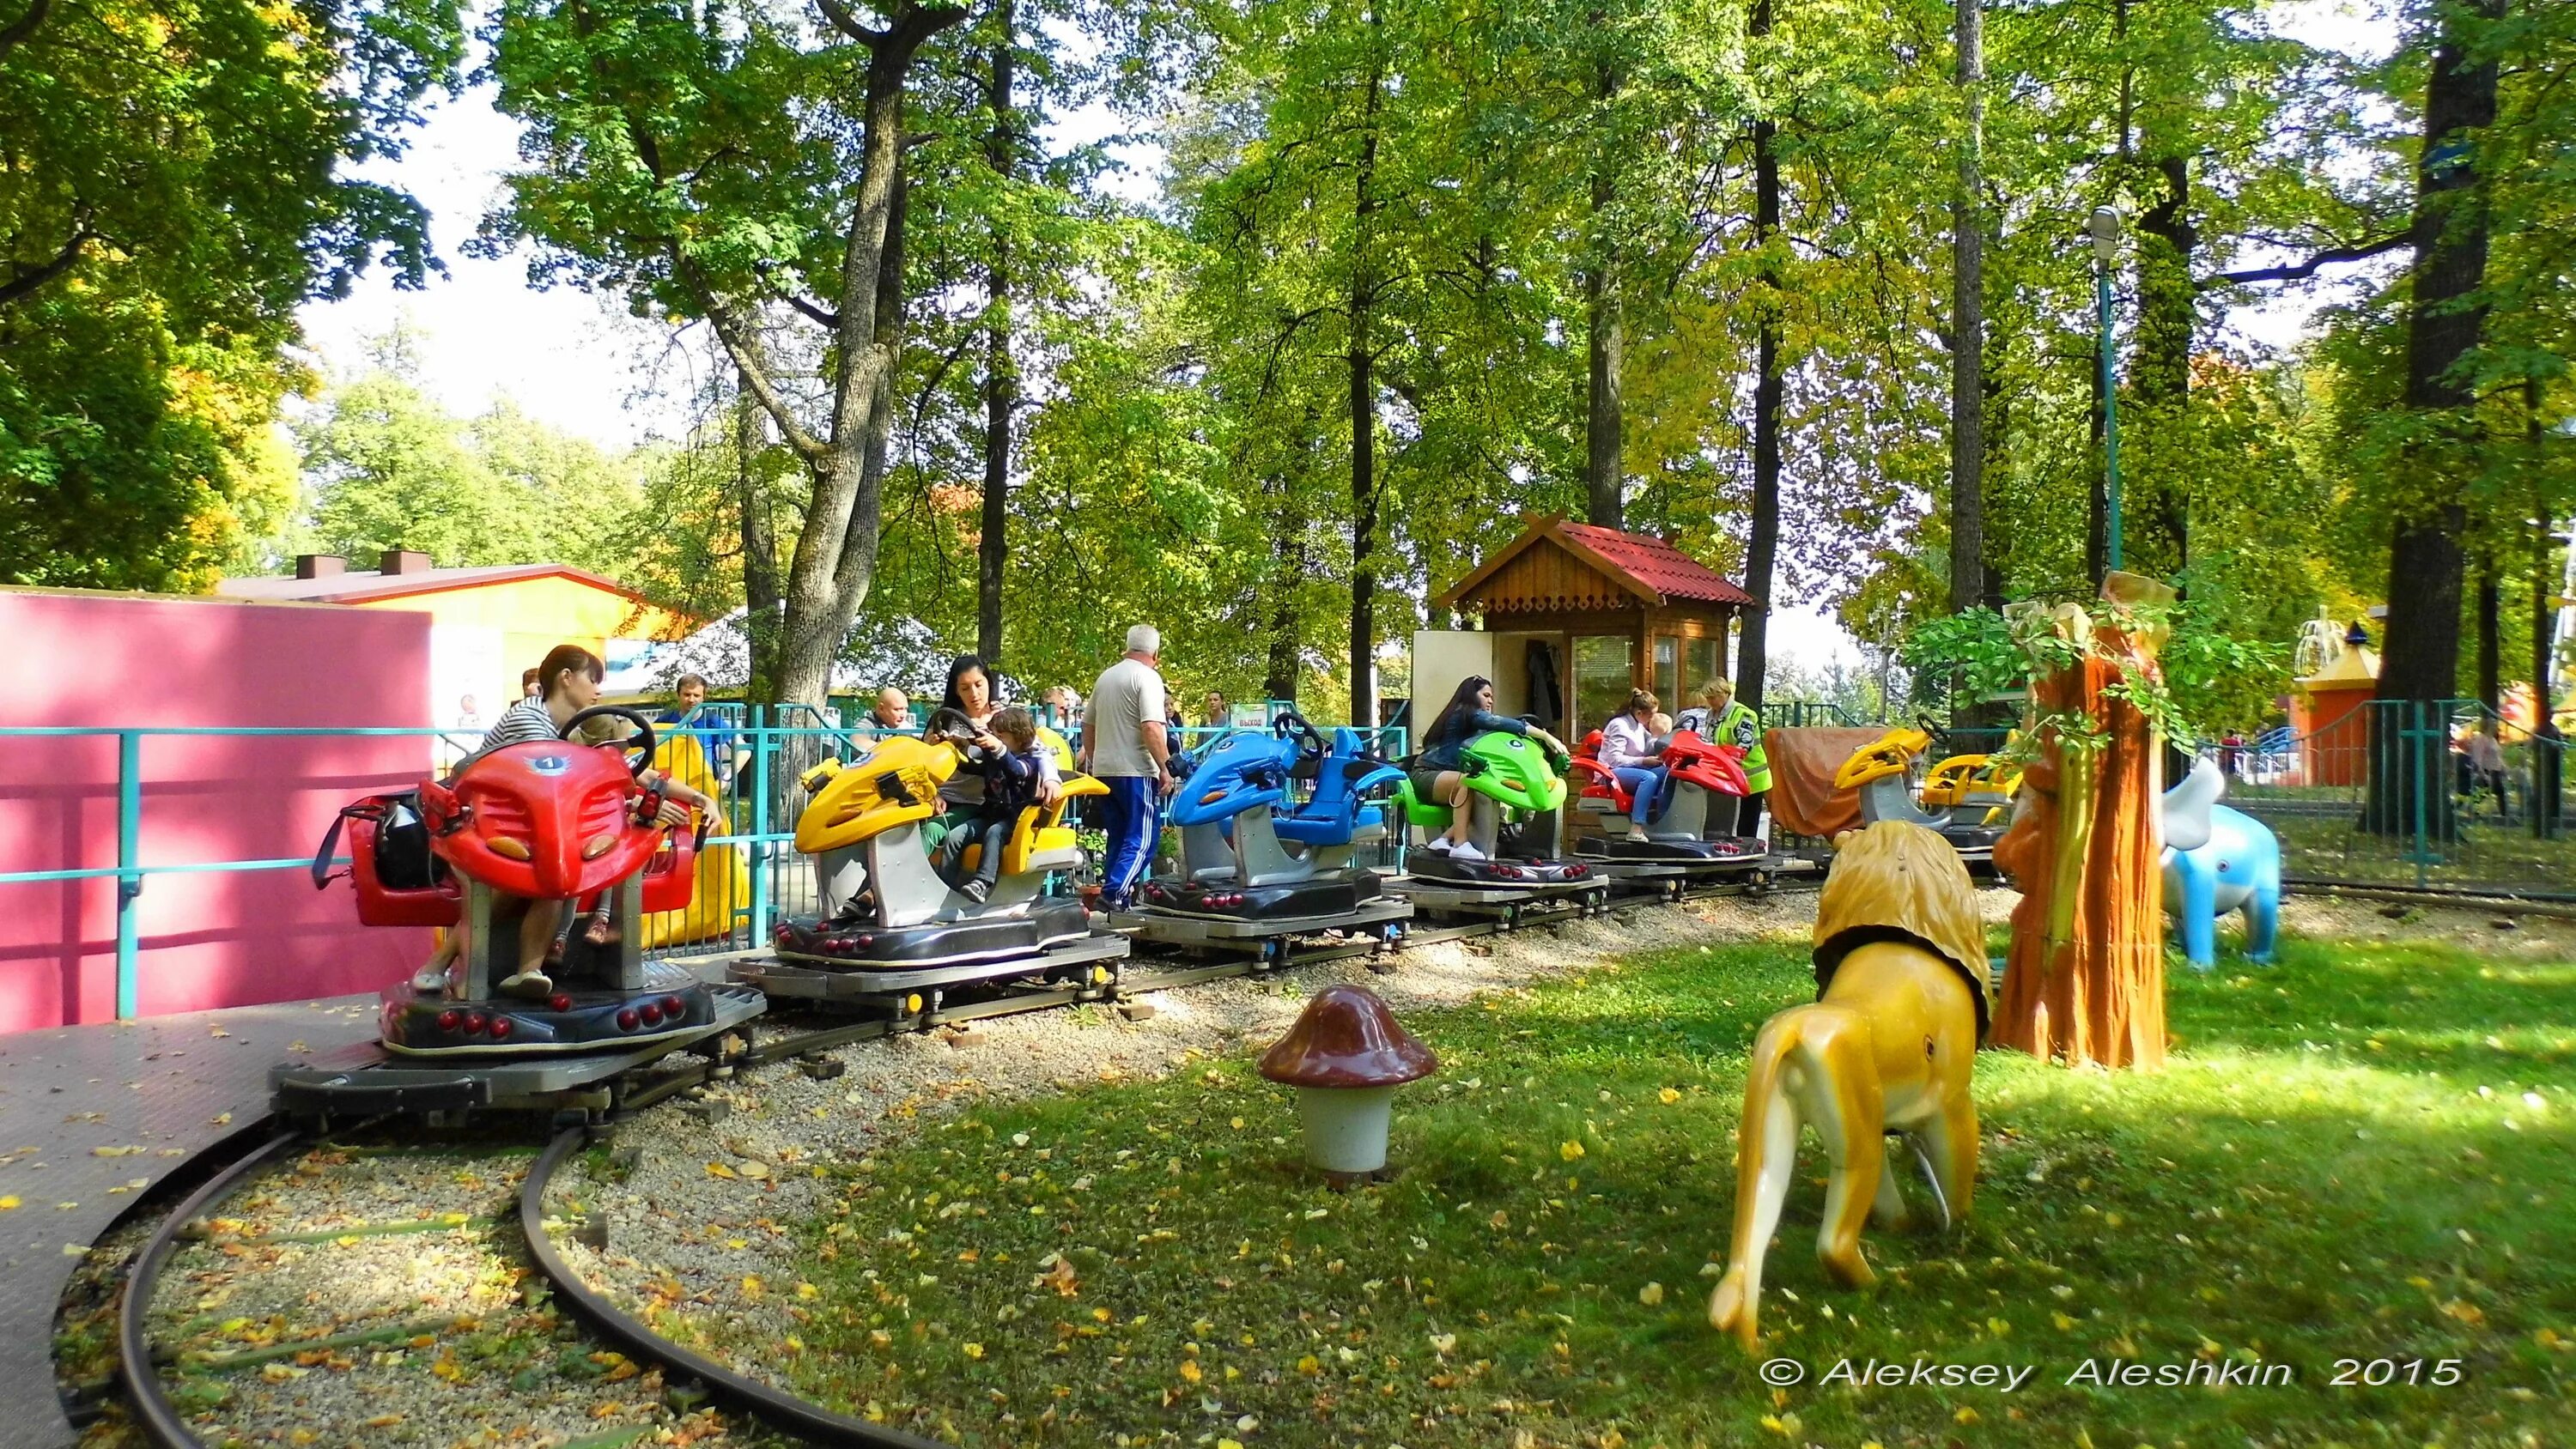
2160;757;2281;971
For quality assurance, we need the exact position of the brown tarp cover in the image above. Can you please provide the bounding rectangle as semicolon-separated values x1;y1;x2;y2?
1761;727;1886;839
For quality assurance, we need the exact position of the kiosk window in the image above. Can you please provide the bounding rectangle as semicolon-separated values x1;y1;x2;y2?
1687;636;1720;698
1573;635;1635;734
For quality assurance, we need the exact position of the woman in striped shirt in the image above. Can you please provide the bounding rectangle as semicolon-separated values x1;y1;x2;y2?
413;645;717;999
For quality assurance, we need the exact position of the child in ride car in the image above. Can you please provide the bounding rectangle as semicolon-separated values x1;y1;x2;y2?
932;706;1046;904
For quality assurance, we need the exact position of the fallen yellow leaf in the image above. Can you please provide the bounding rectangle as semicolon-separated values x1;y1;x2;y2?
1559;1140;1586;1161
705;1162;738;1180
1658;1088;1681;1104
1179;1360;1202;1384
1639;1282;1665;1307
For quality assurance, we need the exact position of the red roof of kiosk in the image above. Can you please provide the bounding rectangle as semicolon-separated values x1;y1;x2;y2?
1434;516;1759;611
1553;522;1758;607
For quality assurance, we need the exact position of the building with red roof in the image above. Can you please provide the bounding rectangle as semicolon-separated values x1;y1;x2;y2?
1424;516;1762;734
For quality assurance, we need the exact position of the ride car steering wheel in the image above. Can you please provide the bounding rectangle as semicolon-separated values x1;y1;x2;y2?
1272;709;1327;762
560;705;659;779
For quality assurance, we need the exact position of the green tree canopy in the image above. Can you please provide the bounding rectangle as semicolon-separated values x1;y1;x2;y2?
0;0;463;590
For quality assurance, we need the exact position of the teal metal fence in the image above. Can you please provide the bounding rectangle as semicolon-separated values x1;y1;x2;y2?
0;725;480;1020
2223;698;2571;898
0;714;1414;1019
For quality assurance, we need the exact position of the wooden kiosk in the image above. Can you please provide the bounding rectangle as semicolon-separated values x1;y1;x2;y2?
1413;517;1759;736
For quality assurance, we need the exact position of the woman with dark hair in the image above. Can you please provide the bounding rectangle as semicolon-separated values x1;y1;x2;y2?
416;645;717;999
1409;676;1565;860
928;654;1063;815
939;653;995;721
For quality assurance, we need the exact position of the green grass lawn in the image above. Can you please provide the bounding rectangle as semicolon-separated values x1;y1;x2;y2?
737;931;2575;1448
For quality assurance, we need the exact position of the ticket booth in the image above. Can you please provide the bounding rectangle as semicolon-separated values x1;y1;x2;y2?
1411;518;1759;741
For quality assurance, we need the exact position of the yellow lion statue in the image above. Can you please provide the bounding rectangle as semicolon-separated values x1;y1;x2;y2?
1708;820;1989;1351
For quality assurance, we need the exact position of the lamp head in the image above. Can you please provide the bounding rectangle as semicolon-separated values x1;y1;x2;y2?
2087;205;2123;262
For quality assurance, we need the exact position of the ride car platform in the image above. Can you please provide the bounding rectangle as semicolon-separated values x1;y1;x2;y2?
1384;874;1610;925
268;978;765;1125
732;931;1130;1010
0;997;376;1446
1112;895;1413;953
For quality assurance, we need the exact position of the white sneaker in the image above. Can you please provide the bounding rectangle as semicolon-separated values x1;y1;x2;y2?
409;964;451;996
1424;835;1454;853
1449;840;1486;862
498;968;553;998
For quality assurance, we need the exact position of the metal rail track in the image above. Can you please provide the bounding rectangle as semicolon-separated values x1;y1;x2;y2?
118;1134;309;1449
519;1131;942;1448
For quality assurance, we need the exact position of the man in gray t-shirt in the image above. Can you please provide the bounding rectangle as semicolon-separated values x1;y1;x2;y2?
1081;625;1173;910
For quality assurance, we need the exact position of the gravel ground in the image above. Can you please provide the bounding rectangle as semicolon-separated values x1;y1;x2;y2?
544;895;1831;1393
106;1138;791;1448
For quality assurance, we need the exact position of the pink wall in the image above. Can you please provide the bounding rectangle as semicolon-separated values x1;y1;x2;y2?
0;591;434;1032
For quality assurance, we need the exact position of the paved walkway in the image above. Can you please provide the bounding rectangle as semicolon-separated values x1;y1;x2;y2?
0;997;375;1449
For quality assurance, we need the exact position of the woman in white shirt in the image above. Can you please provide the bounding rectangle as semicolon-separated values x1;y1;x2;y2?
1600;688;1670;827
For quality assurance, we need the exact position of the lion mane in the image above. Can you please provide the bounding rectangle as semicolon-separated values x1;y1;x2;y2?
1813;821;1993;1040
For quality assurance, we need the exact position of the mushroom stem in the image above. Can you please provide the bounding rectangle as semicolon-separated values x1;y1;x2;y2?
1294;1085;1398;1174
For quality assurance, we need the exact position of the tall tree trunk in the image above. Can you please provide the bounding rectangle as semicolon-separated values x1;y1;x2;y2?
1266;527;1309;705
1265;411;1321;704
2368;0;2502;836
737;367;782;700
2533;381;2561;837
1583;45;1624;529
976;2;1018;663
1979;312;2009;609
2476;555;2500;721
771;158;916;709
1347;9;1385;726
1735;0;1783;712
677;3;960;712
2129;153;2195;580
1948;0;1986;723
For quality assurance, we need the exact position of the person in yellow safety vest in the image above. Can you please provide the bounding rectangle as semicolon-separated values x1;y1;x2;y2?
1692;677;1771;837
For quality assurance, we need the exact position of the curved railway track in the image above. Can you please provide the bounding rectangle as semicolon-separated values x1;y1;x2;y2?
103;880;1810;1446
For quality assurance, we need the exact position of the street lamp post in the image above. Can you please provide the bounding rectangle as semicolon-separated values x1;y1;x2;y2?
2087;205;2124;575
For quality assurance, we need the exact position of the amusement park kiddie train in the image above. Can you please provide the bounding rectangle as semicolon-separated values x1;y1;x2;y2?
278;700;2017;1125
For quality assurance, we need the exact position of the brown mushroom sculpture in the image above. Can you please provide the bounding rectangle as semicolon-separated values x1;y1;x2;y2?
1259;985;1438;1179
